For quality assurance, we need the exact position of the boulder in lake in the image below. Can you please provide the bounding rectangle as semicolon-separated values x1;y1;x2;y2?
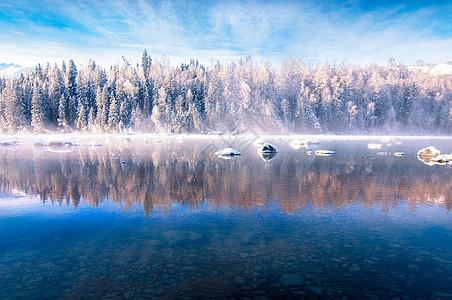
258;143;278;154
215;147;242;158
417;146;441;157
290;140;303;150
315;150;335;156
367;143;382;149
48;139;75;147
427;154;452;166
417;146;451;166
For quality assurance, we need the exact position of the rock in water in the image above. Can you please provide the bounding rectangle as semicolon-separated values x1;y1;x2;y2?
280;274;303;286
215;147;242;158
417;146;451;166
367;143;382;149
417;146;441;157
315;150;335;156
258;143;278;154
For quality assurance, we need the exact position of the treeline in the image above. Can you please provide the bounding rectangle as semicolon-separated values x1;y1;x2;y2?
0;51;451;134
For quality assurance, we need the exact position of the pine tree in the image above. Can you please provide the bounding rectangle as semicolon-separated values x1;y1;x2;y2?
57;95;68;128
142;49;152;77
108;94;119;130
76;103;87;131
3;81;25;132
31;80;45;132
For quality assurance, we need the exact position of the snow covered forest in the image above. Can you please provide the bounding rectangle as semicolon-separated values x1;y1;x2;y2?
0;51;451;135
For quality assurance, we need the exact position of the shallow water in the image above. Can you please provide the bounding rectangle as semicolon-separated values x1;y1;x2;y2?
0;137;451;299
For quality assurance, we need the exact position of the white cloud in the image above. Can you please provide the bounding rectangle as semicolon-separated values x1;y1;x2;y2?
1;0;451;67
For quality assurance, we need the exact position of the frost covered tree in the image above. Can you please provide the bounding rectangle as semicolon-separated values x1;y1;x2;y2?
31;80;45;132
0;53;452;134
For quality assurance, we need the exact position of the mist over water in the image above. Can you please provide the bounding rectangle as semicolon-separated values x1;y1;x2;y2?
0;137;451;299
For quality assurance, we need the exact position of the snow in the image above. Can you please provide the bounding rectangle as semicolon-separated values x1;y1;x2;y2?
0;63;32;78
215;147;242;157
290;140;304;149
315;150;335;156
417;146;441;157
417;146;451;166
367;143;382;149
408;63;452;75
289;139;319;149
0;138;19;146
1;133;452;149
257;143;278;154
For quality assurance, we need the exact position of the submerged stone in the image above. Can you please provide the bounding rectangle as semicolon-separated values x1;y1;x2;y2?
280;274;304;286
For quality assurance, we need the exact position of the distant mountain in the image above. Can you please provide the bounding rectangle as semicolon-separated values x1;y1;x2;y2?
0;63;32;77
408;62;452;75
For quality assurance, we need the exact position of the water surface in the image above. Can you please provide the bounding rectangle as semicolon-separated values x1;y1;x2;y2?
0;137;451;299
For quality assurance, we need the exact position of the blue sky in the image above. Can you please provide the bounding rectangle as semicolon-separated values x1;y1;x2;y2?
1;0;451;67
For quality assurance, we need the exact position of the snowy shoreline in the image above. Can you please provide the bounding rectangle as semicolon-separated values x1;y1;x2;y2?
1;132;452;146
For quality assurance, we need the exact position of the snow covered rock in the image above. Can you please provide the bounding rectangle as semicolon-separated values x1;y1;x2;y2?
0;139;18;146
421;154;451;166
377;152;391;155
215;147;242;158
48;139;75;147
33;139;49;147
315;150;335;156
417;146;451;166
46;139;76;153
417;146;441;157
290;140;303;149
367;143;382;149
431;155;451;164
290;139;319;149
257;143;278;154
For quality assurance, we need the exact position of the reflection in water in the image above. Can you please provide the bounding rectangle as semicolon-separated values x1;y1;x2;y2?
0;140;451;213
259;151;277;162
0;139;451;299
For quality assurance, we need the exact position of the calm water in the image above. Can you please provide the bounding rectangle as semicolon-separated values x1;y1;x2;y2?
0;136;451;300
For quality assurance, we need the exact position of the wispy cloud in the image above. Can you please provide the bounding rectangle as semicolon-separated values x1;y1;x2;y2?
0;0;451;67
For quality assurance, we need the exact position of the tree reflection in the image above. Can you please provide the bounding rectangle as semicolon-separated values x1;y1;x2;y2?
0;142;450;214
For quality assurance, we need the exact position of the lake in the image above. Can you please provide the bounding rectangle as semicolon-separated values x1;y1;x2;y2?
0;136;451;299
